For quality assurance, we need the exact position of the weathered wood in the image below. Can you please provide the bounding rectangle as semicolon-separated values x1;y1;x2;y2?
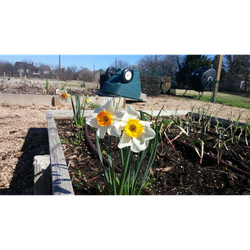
49;110;94;120
212;55;223;102
46;110;74;195
169;89;176;95
34;155;52;195
52;96;62;107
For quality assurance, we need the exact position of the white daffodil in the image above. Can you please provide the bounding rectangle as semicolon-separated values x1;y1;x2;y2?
115;105;156;153
58;89;71;102
86;97;124;139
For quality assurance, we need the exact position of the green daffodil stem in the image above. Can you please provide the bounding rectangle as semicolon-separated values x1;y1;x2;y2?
108;136;117;194
118;147;132;195
81;101;87;127
109;136;112;156
120;149;124;171
119;136;124;172
105;152;117;195
94;130;110;194
110;159;117;195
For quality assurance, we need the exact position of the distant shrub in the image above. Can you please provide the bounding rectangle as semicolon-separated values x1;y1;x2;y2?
140;73;161;96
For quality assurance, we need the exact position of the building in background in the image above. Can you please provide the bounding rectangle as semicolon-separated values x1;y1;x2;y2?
13;62;40;78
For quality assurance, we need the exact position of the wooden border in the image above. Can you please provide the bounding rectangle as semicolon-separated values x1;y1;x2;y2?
46;110;75;195
46;110;98;195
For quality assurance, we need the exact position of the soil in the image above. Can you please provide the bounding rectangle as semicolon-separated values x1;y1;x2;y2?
55;116;250;195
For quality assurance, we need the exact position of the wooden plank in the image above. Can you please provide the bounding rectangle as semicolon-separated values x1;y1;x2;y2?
212;55;223;103
49;110;94;120
34;155;52;195
46;110;74;195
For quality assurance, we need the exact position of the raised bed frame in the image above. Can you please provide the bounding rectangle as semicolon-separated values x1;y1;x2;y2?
46;109;249;195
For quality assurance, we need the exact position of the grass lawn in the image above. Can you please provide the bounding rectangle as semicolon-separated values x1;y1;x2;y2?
175;89;250;110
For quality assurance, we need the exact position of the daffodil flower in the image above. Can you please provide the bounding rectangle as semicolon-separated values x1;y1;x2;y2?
86;97;92;104
86;97;124;138
115;105;156;153
84;96;93;104
58;89;71;102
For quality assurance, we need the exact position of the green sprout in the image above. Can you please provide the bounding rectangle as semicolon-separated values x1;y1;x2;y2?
231;110;244;143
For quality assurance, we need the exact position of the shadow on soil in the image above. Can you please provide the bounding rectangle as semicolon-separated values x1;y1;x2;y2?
1;128;50;195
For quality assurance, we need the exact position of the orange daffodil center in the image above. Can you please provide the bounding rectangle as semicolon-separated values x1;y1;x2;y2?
58;89;71;102
96;111;113;127
61;93;67;99
85;97;124;139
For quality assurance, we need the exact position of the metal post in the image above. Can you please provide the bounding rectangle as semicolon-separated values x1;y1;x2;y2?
3;72;5;79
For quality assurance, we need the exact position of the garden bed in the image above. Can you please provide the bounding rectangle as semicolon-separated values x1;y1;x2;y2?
49;110;250;195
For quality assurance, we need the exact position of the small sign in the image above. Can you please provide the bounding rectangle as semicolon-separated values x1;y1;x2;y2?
56;89;60;95
43;90;47;94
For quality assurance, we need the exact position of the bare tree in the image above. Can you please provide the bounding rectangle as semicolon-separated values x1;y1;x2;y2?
110;59;131;69
137;55;157;72
174;55;185;71
65;67;72;80
239;56;250;92
159;55;180;75
52;64;78;81
22;58;33;64
70;65;79;80
0;60;13;76
52;65;59;79
224;55;250;92
138;55;181;74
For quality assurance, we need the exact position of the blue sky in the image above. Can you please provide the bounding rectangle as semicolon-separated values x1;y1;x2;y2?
0;54;145;71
